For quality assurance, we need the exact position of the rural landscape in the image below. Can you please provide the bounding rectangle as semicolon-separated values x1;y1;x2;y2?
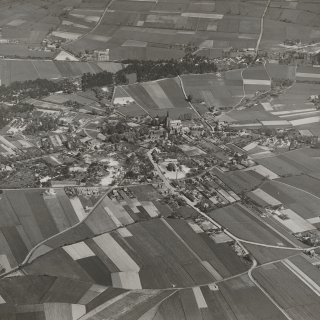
0;0;320;319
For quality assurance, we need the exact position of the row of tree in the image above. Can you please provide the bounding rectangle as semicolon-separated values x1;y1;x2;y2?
80;53;217;90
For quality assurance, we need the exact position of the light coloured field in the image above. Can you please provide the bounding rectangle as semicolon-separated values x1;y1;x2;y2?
289;116;320;126
299;129;313;136
238;34;259;39
251;189;281;206
104;207;122;227
54;50;79;61
122;40;148;47
243;79;271;85
117;227;133;238
0;136;17;150
112;272;142;289
63;241;95;260
201;90;215;107
6;19;25;26
201;261;223;280
52;31;82;40
97;62;122;73
260;120;291;126
193;287;208;309
69;197;86;221
243;142;259;151
101;196;134;225
93;233;140;271
87;34;110;42
249;151;276;160
296;73;320;78
274;209;316;233
261;102;273;111
218;189;236;203
271;108;316;115
140;202;159;218
182;13;223;19
142;82;175;109
245;165;279;180
279;110;320;119
200;40;214;48
84;16;100;23
62;21;90;29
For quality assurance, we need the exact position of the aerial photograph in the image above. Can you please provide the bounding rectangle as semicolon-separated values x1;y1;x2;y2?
0;0;320;318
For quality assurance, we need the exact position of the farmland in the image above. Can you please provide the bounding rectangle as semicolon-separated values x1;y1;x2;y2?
0;272;288;320
63;0;276;58
23;218;249;289
180;72;244;110
2;0;320;319
260;181;320;220
253;260;320;319
114;77;193;118
256;149;320;176
277;174;320;198
0;188;84;272
208;203;294;246
211;167;263;195
0;59;110;85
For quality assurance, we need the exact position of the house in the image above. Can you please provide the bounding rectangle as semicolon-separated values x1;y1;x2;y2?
97;133;106;141
94;49;110;61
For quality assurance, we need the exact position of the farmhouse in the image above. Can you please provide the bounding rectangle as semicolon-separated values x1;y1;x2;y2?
94;49;110;61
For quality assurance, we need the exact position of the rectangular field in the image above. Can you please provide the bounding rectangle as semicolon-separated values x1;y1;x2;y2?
260;181;320;220
208;203;293;246
141;81;175;109
253;261;320;317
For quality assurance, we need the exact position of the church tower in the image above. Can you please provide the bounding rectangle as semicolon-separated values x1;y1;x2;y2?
165;110;171;128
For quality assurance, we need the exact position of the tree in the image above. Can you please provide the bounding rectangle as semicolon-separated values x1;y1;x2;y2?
167;163;176;172
186;94;193;102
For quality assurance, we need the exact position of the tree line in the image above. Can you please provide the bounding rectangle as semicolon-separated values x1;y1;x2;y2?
81;53;217;90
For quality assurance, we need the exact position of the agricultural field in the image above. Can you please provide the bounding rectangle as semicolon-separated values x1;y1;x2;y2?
0;188;84;272
181;72;244;110
211;167;263;194
265;62;296;80
243;243;299;264
0;59;106;84
259;180;320;220
63;0;271;57
23;218;249;289
242;66;271;97
260;4;320;51
256;149;320;176
276;174;320;198
0;272;287;320
296;66;320;81
253;260;320;320
178;144;206;157
113;77;193;118
253;80;320;131
208;203;293;246
22;185;169;257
